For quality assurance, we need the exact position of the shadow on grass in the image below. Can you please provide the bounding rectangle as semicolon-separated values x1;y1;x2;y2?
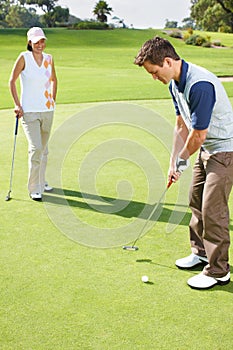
43;187;233;231
208;281;233;293
136;258;209;273
43;187;191;225
136;258;178;271
136;259;233;293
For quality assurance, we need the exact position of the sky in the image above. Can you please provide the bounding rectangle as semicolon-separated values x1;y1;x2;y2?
58;0;191;29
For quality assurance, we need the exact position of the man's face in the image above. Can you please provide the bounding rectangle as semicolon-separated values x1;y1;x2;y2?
143;58;174;84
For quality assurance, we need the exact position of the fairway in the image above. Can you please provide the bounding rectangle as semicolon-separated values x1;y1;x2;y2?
1;28;233;349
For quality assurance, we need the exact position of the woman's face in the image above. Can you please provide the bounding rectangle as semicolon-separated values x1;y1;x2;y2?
30;38;46;53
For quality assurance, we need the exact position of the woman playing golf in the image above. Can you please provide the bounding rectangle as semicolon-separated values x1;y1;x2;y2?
9;27;57;201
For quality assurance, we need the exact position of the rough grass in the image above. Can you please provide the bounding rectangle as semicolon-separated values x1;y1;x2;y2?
1;28;232;110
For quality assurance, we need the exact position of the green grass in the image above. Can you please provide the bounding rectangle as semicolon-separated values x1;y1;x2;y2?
1;28;233;110
1;99;233;349
1;28;233;349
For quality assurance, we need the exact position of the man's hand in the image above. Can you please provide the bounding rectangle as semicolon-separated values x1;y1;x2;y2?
168;156;190;184
176;156;190;173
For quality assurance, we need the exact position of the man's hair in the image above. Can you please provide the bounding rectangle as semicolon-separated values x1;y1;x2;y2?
134;36;180;67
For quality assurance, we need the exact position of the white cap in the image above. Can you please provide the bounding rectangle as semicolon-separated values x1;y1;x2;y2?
27;27;47;44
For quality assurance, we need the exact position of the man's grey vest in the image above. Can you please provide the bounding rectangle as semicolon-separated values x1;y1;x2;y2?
170;62;233;153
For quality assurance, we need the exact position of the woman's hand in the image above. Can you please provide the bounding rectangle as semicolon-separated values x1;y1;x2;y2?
14;105;24;118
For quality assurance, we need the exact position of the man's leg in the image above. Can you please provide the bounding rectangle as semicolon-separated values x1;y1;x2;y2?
187;151;233;289
189;152;207;257
175;152;208;269
202;152;233;278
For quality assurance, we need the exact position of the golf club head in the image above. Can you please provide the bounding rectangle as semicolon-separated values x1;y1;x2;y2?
123;180;173;252
5;191;11;201
123;245;139;251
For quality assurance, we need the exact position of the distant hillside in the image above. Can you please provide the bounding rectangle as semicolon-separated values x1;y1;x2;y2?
0;28;232;108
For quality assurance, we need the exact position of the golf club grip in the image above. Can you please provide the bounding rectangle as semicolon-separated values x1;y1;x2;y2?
167;178;173;189
15;116;19;135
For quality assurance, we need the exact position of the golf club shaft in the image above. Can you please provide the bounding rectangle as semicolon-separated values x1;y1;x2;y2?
6;116;19;198
132;178;173;247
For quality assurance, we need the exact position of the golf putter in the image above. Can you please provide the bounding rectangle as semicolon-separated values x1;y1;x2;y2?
5;116;19;201
123;178;173;251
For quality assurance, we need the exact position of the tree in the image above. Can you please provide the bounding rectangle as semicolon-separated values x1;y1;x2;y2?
93;1;113;23
53;6;69;24
216;0;233;31
164;19;178;28
191;0;233;32
0;0;69;27
5;4;40;27
0;0;11;24
25;0;58;26
25;0;71;27
181;17;196;29
25;0;58;13
40;5;69;27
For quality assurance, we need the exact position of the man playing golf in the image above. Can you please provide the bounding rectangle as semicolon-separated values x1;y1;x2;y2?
134;36;233;289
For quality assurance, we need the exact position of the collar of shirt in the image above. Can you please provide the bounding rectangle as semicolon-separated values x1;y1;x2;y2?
174;59;188;93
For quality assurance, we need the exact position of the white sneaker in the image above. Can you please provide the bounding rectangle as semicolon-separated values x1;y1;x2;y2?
30;192;42;201
44;183;53;192
187;272;230;290
175;253;208;269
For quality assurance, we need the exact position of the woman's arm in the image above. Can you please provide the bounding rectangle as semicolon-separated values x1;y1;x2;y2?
9;54;25;118
51;57;57;103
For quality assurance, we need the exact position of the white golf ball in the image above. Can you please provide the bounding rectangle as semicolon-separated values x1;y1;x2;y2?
141;275;149;283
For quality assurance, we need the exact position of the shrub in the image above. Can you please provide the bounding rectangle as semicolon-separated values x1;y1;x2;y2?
195;35;206;46
202;41;211;48
185;34;198;45
218;25;231;33
169;30;183;39
185;34;207;46
73;20;109;30
187;27;193;35
183;32;190;41
212;40;221;46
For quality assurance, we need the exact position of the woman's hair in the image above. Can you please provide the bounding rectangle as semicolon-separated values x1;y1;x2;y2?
27;42;33;52
134;36;180;67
